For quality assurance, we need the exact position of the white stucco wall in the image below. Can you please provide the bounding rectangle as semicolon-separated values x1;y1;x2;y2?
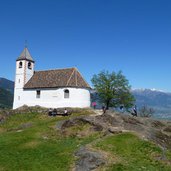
13;60;35;109
25;61;34;83
15;60;34;87
13;87;91;109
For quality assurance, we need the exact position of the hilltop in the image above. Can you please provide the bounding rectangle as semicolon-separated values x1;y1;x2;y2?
0;107;171;170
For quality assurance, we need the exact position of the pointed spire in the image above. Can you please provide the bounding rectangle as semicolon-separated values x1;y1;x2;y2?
16;47;35;62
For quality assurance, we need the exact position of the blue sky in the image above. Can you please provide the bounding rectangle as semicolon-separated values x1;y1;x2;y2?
0;0;171;91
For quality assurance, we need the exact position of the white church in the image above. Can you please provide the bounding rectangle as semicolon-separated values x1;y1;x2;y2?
13;47;91;109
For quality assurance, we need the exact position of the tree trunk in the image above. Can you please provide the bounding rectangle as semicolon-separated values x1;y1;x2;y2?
106;100;110;110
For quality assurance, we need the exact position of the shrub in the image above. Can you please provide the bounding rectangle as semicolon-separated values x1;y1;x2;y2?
139;105;155;117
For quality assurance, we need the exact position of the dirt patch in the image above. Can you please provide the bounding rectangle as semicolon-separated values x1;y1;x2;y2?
64;125;91;137
0;166;5;171
22;140;40;149
19;122;33;129
0;127;5;133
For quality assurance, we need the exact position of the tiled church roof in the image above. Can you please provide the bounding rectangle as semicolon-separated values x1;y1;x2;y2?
24;68;90;89
16;47;34;62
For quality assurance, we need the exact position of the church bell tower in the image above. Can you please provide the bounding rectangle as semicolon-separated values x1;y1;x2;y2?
13;47;35;109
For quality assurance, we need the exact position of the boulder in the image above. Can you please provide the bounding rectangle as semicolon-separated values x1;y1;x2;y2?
108;127;122;134
75;147;105;171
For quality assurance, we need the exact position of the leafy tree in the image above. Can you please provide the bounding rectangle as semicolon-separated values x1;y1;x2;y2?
91;70;135;109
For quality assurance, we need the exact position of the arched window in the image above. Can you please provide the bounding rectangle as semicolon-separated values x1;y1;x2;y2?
28;62;32;69
64;89;69;98
19;62;22;68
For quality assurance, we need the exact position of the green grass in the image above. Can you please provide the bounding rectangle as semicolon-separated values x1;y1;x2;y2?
0;110;99;171
0;110;171;171
95;133;171;171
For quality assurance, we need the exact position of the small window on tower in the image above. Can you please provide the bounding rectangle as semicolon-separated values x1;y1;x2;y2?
19;62;22;68
18;79;20;83
18;96;20;100
36;90;41;98
28;62;32;69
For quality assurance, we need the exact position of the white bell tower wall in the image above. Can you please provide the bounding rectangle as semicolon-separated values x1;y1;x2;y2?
13;60;34;109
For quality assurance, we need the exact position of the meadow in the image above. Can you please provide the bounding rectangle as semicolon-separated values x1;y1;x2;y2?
0;109;171;171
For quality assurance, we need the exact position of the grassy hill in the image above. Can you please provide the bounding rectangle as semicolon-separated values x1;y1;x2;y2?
0;108;171;170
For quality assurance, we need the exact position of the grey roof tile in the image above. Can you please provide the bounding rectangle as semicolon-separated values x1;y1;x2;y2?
16;47;34;62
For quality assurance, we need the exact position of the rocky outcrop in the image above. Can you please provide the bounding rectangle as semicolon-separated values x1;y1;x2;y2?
57;111;171;170
75;147;105;171
60;111;171;150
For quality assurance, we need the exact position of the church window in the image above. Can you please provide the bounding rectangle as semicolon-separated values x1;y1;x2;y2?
64;89;69;98
36;90;41;98
28;62;32;69
19;62;22;68
18;79;20;83
18;96;20;100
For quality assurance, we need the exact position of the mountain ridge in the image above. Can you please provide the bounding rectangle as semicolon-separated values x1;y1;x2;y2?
132;88;171;107
0;77;14;93
132;88;171;119
132;88;171;94
0;77;14;108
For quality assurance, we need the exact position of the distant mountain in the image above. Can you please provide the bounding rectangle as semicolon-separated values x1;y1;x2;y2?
0;88;13;108
0;77;14;93
132;89;171;119
0;78;14;108
91;88;171;119
132;89;171;108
